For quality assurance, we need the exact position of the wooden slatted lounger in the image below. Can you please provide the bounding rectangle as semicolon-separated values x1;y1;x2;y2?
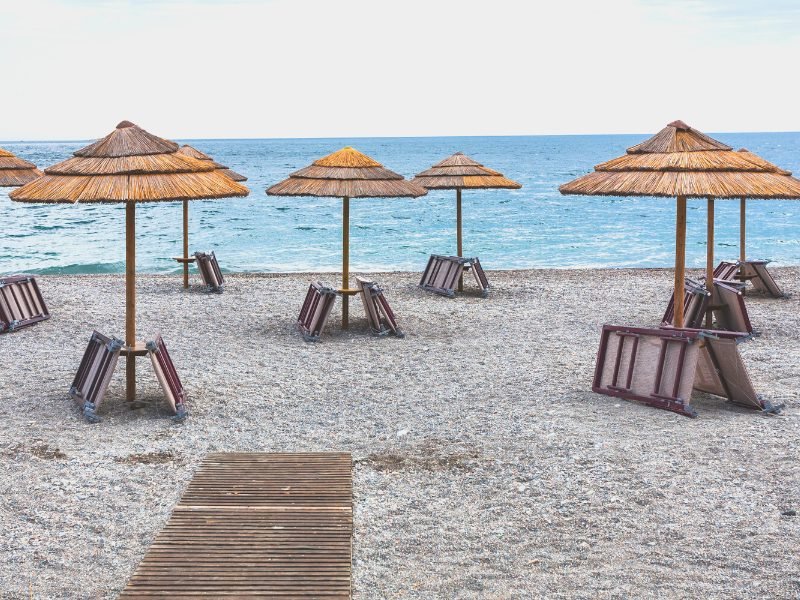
70;331;124;423
419;254;489;298
298;282;338;341
119;452;353;599
147;334;188;421
593;325;779;418
193;251;224;292
0;274;50;333
356;276;404;337
662;277;710;329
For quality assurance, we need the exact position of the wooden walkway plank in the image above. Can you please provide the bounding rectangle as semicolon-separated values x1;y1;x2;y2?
119;452;352;599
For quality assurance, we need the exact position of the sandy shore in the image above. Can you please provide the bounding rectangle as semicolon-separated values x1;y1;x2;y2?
1;268;799;599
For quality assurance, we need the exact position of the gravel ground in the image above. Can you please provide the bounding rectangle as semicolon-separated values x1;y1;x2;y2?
1;268;798;599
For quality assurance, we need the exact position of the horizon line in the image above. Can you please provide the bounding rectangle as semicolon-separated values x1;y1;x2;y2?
3;129;800;145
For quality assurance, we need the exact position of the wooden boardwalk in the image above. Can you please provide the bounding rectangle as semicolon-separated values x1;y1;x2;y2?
119;452;353;598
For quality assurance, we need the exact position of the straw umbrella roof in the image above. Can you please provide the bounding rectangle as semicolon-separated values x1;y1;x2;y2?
559;120;800;199
177;144;247;182
10;121;249;203
267;147;427;198
413;152;521;190
0;147;42;187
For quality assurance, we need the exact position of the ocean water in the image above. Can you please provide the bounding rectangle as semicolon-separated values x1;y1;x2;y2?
1;133;800;274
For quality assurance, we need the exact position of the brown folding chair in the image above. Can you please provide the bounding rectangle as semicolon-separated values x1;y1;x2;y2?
691;328;778;412
147;334;188;420
298;282;338;342
194;251;225;292
740;260;785;298
712;280;753;333
0;275;50;333
593;325;777;418
713;261;741;283
70;331;124;423
662;277;710;328
356;277;404;337
419;254;489;297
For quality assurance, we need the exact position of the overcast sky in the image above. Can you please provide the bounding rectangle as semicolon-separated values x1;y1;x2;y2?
2;0;799;140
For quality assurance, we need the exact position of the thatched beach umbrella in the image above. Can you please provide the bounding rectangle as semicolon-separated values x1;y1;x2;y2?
413;152;521;290
0;146;42;187
267;147;427;329
10;121;249;401
560;120;800;328
173;144;248;288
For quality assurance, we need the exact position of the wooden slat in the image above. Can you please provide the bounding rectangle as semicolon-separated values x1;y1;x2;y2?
119;452;352;599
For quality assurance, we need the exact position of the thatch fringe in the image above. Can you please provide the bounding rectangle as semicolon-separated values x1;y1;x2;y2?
413;152;521;190
268;147;426;198
0;146;42;187
46;153;214;176
177;145;248;182
560;170;800;199
10;122;249;203
560;121;800;199
219;168;247;182
11;171;249;203
595;150;789;173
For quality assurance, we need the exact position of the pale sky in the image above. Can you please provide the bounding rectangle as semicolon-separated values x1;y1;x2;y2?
2;0;800;140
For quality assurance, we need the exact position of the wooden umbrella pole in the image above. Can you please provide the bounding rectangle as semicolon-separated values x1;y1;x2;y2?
342;196;350;329
706;198;715;328
740;197;746;263
456;189;463;292
674;196;687;329
182;199;189;289
125;201;136;402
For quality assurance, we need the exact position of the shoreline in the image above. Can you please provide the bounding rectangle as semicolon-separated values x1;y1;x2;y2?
1;268;799;598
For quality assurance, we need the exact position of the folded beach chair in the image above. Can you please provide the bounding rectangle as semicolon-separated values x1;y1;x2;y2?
0;274;50;333
662;277;710;329
739;260;785;298
713;261;741;283
147;334;188;420
194;251;224;292
712;279;753;334
70;331;124;423
356;276;404;337
298;282;338;342
419;254;489;298
593;324;778;418
713;260;785;298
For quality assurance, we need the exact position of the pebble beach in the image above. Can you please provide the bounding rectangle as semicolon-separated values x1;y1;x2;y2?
1;267;799;599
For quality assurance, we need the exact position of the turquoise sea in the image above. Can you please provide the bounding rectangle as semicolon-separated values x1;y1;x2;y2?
2;133;800;274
